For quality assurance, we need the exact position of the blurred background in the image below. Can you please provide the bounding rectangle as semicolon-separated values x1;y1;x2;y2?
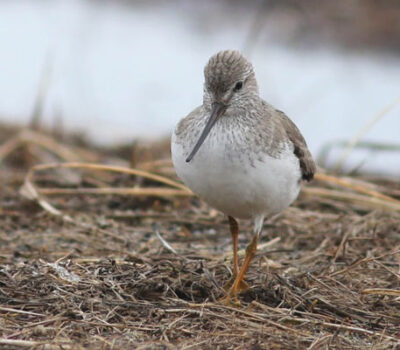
1;0;399;175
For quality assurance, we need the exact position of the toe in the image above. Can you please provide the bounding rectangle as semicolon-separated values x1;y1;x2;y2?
222;277;249;292
218;294;242;307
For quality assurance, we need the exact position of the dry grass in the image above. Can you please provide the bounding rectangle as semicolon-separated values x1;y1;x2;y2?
0;123;399;349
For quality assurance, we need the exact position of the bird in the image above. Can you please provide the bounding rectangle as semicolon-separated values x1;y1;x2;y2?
171;50;316;304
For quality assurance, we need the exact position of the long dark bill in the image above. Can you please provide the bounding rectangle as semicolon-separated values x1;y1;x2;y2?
186;102;226;163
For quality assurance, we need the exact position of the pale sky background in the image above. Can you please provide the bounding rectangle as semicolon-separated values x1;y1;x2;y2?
0;0;399;174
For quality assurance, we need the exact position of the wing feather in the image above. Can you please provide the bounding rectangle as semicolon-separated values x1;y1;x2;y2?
276;110;316;181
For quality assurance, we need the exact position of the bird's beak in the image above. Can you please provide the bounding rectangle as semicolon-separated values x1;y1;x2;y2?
186;102;226;162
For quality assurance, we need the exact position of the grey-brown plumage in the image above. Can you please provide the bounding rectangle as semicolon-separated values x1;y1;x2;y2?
272;109;316;181
175;50;316;182
171;50;316;304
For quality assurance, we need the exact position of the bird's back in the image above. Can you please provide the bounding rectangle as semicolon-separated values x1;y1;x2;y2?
261;100;316;182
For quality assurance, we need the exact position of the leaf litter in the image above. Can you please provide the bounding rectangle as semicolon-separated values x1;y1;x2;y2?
0;122;399;349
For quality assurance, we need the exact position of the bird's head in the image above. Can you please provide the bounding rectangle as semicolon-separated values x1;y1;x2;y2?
203;50;259;110
186;50;259;163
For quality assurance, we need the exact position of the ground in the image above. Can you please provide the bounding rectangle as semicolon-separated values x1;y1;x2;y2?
0;124;399;349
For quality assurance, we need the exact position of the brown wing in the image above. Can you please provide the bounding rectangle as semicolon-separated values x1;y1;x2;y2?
276;110;316;182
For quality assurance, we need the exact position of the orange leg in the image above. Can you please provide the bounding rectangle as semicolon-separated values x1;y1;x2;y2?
223;234;258;305
228;216;239;276
222;216;240;290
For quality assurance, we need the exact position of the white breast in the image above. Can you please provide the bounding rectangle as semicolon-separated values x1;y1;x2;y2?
171;126;301;220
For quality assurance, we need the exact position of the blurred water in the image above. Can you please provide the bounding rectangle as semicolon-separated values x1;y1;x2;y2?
0;0;399;174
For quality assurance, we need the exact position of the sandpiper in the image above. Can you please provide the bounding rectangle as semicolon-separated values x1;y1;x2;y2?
171;50;316;304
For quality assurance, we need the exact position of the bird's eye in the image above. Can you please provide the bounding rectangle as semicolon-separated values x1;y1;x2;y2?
233;81;243;92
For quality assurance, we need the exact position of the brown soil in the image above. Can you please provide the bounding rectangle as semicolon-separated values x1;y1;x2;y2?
0;123;399;349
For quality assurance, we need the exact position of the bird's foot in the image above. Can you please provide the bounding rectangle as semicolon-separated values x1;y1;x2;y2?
219;293;242;307
222;276;249;292
219;277;250;306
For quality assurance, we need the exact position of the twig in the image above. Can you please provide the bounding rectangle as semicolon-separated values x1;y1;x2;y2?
335;95;400;171
20;162;193;233
137;159;173;170
154;227;178;255
361;289;400;297
30;55;52;129
280;316;396;341
0;129;98;163
0;339;42;347
333;228;354;262
38;187;192;197
330;248;400;277
307;335;334;350
302;187;400;212
318;140;400;167
314;173;400;204
26;162;191;191
0;307;45;317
